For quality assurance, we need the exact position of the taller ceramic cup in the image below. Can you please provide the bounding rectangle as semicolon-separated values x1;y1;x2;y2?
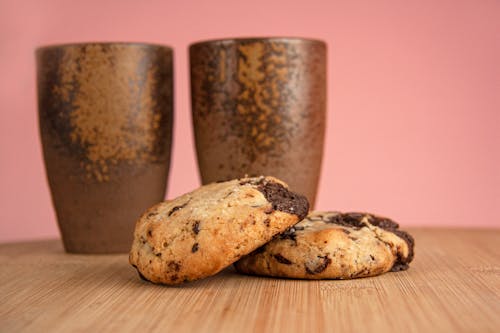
190;37;327;206
37;43;173;253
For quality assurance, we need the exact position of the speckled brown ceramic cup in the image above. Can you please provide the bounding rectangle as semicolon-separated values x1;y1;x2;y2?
190;37;326;207
37;42;173;253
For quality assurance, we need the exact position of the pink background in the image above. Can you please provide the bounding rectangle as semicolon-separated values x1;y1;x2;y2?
1;0;499;242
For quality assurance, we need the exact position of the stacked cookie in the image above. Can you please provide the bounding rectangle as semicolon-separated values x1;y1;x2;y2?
129;176;414;285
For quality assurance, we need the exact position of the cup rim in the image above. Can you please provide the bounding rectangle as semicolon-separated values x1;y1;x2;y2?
35;42;173;53
189;36;326;49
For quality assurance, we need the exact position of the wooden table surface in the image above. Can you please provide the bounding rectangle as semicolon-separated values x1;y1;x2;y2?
1;228;499;333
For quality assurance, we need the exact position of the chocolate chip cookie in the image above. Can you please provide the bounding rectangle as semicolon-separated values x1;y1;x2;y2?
234;211;415;279
129;176;309;284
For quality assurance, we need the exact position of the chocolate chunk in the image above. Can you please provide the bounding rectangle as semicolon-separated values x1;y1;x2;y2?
391;262;409;271
350;213;414;270
168;201;189;216
279;227;297;243
192;221;200;234
273;254;292;265
192;243;199;253
368;215;400;229
326;213;364;229
390;229;415;270
305;256;331;274
355;214;414;270
257;181;309;219
325;212;414;270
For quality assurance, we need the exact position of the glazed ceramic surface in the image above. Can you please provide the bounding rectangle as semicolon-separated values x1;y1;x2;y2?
37;42;173;253
190;38;326;206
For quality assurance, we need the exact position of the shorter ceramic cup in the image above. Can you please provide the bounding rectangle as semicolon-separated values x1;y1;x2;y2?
37;42;173;253
190;37;327;206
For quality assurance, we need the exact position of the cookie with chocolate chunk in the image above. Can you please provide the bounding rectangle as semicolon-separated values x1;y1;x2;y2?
129;176;309;285
234;211;414;279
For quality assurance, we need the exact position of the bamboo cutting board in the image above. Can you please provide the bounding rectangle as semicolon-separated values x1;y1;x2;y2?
0;229;499;332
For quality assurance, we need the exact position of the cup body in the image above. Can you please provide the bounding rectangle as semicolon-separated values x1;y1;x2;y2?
37;42;173;253
190;37;327;206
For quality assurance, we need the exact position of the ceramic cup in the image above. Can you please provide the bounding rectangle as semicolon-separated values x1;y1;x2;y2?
190;37;327;206
37;42;173;253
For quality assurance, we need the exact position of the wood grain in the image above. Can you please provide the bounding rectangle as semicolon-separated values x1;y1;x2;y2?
0;229;499;333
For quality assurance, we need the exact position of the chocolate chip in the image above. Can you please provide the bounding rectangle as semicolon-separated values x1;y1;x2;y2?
155;253;162;257
192;243;199;253
368;215;400;229
273;254;292;265
336;213;414;271
305;256;331;274
388;229;415;271
391;262;409;272
279;227;297;243
168;201;189;217
147;230;152;237
392;229;415;265
343;214;415;271
343;214;363;227
192;221;200;234
263;218;270;227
